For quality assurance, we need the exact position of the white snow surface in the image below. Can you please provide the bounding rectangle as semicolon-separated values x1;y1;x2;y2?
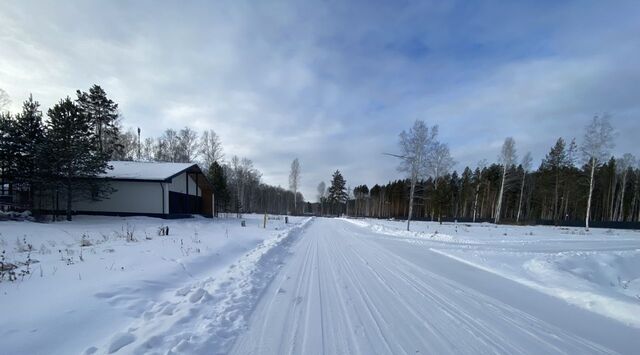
2;216;640;354
0;214;309;354
103;161;196;180
342;218;640;328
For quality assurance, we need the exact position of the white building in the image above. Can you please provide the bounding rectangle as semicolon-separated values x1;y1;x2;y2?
39;161;215;218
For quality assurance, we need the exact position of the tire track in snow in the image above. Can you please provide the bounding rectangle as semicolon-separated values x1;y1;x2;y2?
231;218;637;354
349;224;613;353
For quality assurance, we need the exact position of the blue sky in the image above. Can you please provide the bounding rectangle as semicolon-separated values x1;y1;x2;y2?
1;0;639;201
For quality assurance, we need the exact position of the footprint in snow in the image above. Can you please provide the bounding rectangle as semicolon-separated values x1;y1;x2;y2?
175;286;191;296
189;288;210;303
107;332;136;354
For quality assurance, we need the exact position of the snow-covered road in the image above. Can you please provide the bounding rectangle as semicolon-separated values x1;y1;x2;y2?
231;218;639;354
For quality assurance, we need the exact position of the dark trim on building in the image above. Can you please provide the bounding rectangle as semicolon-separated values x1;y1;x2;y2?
37;209;209;219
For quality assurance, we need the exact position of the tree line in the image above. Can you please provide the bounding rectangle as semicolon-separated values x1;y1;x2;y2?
0;86;306;220
328;117;638;230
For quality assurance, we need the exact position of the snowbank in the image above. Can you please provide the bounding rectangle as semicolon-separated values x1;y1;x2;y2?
0;214;310;354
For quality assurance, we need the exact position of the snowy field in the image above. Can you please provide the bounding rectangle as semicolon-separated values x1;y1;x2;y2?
2;215;640;354
0;214;310;354
342;218;640;328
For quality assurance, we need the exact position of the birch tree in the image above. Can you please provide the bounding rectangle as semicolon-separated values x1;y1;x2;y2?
396;120;438;231
289;158;301;214
495;137;517;224
177;127;199;162
516;152;532;223
0;88;9;112
581;115;615;230
199;129;224;170
317;181;326;215
427;141;455;222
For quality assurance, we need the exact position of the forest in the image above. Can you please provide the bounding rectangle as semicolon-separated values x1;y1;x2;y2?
329;122;640;228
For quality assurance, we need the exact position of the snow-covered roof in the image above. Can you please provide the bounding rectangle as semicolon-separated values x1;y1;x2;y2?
102;161;199;181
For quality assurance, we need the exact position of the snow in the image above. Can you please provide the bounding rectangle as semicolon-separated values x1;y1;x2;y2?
342;217;640;328
232;218;640;354
103;161;197;180
0;214;309;354
2;215;640;354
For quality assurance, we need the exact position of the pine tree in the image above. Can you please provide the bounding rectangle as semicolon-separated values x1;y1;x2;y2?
327;170;347;215
45;97;112;221
13;95;45;210
542;138;569;221
0;112;17;200
208;161;229;216
76;85;120;157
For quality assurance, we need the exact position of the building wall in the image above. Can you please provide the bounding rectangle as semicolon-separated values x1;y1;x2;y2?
75;180;166;214
169;172;202;196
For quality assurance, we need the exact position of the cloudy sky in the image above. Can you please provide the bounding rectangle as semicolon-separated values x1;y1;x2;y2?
1;0;639;201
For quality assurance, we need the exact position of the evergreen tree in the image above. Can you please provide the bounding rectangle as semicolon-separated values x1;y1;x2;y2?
208;161;229;216
76;85;120;157
542;138;568;221
13;95;45;210
0;112;17;199
327;170;347;215
45;97;112;221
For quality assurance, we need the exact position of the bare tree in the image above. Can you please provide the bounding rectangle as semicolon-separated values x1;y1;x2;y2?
178;127;199;162
427;141;455;221
0;89;9;112
289;158;301;214
229;156;260;217
495;137;517;224
516;152;533;223
155;129;178;162
141;137;155;161
395;120;439;231
581;115;615;230
113;128;138;160
317;181;326;215
614;153;635;221
199;129;224;170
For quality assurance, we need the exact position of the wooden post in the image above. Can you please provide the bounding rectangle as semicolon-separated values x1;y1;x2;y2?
263;213;267;228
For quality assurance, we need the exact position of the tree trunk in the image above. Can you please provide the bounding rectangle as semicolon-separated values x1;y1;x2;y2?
473;185;479;222
407;177;416;231
586;159;596;230
553;170;559;222
617;172;627;221
293;192;297;215
495;165;507;224
516;172;526;223
66;179;72;221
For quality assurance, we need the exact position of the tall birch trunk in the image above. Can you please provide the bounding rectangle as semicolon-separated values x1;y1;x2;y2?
407;176;416;231
495;165;507;224
586;158;596;230
516;172;526;223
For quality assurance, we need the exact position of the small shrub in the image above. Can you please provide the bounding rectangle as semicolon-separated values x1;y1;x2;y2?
116;224;137;242
0;250;18;282
80;234;92;247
